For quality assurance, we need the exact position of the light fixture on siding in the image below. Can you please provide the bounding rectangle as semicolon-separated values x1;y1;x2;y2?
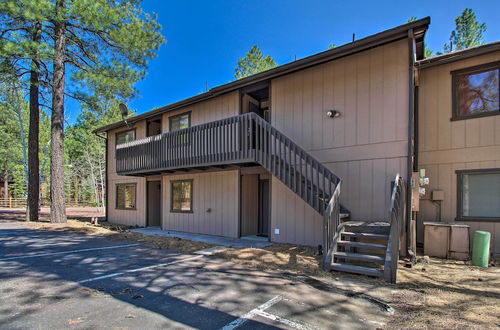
326;110;341;118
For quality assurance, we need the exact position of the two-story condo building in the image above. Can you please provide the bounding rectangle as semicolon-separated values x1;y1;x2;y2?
95;17;500;280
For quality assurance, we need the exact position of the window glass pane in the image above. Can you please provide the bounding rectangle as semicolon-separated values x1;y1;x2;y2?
457;68;499;116
461;172;500;217
181;181;191;210
171;180;192;211
116;184;136;209
170;113;190;131
116;130;135;145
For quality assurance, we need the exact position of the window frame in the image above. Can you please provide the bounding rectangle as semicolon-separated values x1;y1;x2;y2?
169;112;191;132
170;179;193;213
115;183;137;210
115;128;136;147
451;61;500;121
455;168;500;222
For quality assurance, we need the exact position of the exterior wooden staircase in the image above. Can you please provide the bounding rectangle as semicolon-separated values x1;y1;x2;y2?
331;221;390;278
324;175;406;283
115;112;405;283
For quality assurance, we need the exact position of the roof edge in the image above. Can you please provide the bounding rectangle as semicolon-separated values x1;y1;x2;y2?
94;17;430;134
417;41;500;69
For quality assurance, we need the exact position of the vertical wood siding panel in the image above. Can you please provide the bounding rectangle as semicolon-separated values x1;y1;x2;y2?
465;119;480;147
302;70;313;149
359;160;373;219
217;172;223;236
396;40;409;141
357;51;370;145
419;70;429;151
436;67;452;150
295;193;305;245
344;58;357;146
323;62;335;148
479;117;495;146
270;177;278;242
293;72;304;144
286;185;296;244
285;75;295;141
312;66;324;149
333;60;346;147
348;160;361;218
382;43;397;142
495;116;500;145
372;159;386;220
438;164;452;220
369;46;384;144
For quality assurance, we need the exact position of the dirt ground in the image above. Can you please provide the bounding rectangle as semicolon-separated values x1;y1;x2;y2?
3;209;499;329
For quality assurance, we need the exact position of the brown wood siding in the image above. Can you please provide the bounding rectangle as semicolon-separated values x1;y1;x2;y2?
106;91;239;227
418;51;500;255
107;120;147;226
161;170;240;237
161;91;240;132
270;39;409;246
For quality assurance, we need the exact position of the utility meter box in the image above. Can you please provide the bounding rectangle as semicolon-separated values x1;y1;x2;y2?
432;190;445;201
424;222;470;260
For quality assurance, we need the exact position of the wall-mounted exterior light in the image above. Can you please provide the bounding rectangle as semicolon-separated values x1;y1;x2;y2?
326;110;341;118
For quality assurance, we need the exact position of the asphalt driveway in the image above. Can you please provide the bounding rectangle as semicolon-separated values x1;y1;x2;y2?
0;222;389;329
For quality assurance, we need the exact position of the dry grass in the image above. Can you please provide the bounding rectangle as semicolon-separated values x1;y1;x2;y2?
214;244;500;329
213;243;324;276
24;219;214;253
390;259;500;329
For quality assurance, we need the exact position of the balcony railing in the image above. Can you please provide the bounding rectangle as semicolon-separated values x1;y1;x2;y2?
116;113;256;175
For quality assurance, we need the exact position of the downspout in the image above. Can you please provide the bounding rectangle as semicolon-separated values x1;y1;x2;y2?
95;132;108;222
406;29;417;264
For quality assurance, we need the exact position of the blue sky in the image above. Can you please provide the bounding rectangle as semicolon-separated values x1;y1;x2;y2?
65;0;500;122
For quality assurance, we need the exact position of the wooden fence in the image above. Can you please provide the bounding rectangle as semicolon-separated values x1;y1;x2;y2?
0;198;97;208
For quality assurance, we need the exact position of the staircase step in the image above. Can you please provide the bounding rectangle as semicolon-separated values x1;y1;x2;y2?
341;232;389;240
334;252;385;264
330;263;384;277
338;240;387;250
343;221;390;234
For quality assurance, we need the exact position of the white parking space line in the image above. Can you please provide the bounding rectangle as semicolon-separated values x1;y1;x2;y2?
220;295;283;330
78;254;204;283
220;295;315;330
255;310;315;330
0;243;140;261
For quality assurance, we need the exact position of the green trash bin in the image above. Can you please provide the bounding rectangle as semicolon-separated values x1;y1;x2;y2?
472;231;490;268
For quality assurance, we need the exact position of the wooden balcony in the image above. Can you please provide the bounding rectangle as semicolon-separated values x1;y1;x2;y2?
116;113;259;176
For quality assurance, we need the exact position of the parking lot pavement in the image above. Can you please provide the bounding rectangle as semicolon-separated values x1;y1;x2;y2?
0;223;389;329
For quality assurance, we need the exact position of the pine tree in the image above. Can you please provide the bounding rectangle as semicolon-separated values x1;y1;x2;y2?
444;8;486;53
234;45;277;79
1;0;165;222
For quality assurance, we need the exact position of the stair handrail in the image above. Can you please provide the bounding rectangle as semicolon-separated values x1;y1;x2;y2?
322;181;342;270
384;174;406;283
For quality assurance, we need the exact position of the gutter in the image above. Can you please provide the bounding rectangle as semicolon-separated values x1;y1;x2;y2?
406;29;417;264
417;41;500;69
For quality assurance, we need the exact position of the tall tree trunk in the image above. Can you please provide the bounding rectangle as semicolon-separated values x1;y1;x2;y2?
27;21;41;222
50;0;67;223
3;162;8;200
